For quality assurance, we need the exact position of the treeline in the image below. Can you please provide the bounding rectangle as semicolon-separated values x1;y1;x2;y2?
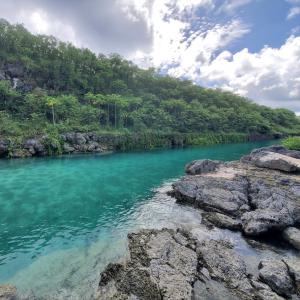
0;18;300;144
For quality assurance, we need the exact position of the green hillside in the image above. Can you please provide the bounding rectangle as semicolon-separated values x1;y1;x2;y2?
0;18;299;150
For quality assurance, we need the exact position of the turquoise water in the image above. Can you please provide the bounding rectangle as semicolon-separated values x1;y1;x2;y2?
0;140;277;298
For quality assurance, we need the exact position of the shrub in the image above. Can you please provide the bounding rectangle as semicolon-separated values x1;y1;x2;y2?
282;136;300;150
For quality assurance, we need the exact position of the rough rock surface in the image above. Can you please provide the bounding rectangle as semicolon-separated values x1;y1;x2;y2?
172;146;300;236
173;175;249;217
284;258;300;295
258;259;295;297
244;145;300;160
0;285;17;300
283;227;300;250
97;228;297;300
96;229;198;300
185;159;221;175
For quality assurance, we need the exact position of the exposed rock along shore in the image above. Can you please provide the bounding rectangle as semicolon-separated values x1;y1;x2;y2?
0;133;118;158
0;132;282;159
1;145;300;300
96;145;300;300
0;132;191;159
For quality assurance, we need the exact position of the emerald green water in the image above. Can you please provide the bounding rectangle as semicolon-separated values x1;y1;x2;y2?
0;140;276;298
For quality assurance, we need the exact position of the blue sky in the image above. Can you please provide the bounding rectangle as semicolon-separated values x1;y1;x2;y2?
0;0;299;112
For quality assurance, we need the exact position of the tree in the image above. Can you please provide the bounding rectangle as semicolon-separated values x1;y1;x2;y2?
46;96;59;125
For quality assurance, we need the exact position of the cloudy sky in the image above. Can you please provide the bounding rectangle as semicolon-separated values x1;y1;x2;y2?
0;0;300;112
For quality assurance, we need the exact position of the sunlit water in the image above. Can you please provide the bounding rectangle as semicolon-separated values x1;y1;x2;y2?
0;140;292;299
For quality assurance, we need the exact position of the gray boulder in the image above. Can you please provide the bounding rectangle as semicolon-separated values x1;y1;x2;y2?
23;138;45;155
250;151;300;172
283;227;300;250
241;209;294;236
250;145;300;159
185;159;221;175
173;175;249;217
258;259;295;297
74;133;86;145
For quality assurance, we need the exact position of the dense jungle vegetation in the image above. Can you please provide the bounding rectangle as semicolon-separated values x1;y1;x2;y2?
1;19;300;148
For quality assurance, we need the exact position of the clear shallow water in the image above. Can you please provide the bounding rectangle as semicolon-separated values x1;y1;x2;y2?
0;140;279;298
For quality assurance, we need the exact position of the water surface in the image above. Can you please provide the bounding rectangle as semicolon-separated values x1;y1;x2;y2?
0;141;279;298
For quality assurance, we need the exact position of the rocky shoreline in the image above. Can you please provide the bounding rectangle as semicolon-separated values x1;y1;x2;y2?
0;132;282;159
96;145;300;300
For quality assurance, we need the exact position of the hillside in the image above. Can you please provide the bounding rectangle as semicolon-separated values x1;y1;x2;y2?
0;19;300;156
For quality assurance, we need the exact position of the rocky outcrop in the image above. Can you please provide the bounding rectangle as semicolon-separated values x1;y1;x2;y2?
97;228;298;300
0;285;17;300
0;132;115;158
60;133;108;154
171;146;300;237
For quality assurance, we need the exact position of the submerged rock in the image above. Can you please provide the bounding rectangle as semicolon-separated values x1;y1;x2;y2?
0;284;17;300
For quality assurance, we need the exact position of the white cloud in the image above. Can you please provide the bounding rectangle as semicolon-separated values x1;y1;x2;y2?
127;0;250;73
287;6;300;20
125;0;300;111
19;9;80;47
217;0;252;14
199;36;300;111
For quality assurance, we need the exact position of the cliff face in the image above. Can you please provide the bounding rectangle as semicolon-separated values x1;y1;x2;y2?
97;145;300;300
0;61;33;93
